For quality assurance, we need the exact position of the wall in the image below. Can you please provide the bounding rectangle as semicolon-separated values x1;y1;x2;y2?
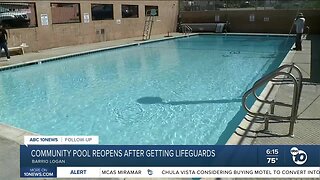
181;9;320;34
5;0;179;52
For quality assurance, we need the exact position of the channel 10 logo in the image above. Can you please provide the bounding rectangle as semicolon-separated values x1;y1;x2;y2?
290;147;307;165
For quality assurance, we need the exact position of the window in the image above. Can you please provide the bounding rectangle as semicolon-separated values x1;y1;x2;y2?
121;5;138;18
145;6;158;16
0;2;37;28
51;3;80;24
91;4;113;20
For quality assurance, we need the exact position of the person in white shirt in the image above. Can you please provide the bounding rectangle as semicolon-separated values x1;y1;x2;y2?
293;13;305;51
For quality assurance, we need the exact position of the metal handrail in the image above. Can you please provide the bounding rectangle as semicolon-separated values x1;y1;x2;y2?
182;24;192;35
142;10;155;40
242;64;303;137
252;64;303;109
186;25;192;34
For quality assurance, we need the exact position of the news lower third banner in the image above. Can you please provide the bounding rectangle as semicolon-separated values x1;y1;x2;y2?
20;138;320;178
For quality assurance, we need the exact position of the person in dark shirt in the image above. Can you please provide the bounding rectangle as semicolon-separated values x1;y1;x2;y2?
0;25;10;60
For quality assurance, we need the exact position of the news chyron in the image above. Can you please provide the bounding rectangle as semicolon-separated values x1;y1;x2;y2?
20;136;320;178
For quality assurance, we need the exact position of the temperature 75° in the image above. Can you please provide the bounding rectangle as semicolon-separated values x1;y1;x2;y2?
267;157;278;164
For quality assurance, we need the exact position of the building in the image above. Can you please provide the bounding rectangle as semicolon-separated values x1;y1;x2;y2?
0;0;179;52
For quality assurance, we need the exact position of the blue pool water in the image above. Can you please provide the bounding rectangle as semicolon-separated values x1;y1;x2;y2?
0;35;294;145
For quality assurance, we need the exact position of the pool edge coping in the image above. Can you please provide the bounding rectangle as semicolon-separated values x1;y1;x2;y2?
0;123;38;144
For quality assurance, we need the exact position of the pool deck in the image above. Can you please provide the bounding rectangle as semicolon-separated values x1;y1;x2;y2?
0;33;319;180
227;35;320;145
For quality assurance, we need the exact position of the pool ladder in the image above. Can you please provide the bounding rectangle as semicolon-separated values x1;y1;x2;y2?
142;10;156;40
181;24;192;35
242;63;303;137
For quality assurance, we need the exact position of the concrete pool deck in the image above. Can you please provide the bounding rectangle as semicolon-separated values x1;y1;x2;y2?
0;33;319;179
227;35;320;145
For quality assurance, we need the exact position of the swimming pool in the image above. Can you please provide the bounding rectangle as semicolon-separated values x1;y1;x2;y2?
0;35;294;145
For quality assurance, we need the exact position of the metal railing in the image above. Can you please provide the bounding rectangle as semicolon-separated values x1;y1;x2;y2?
142;10;156;40
242;63;303;137
181;24;192;35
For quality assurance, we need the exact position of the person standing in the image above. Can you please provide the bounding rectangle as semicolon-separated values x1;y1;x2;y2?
0;25;10;60
293;13;305;51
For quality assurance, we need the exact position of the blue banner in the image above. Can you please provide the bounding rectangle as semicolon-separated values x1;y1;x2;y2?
20;145;320;168
20;167;56;178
